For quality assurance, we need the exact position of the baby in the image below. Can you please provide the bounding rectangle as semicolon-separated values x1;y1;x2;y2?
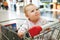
17;4;50;39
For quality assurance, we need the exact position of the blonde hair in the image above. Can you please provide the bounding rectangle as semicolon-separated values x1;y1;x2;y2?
24;4;35;17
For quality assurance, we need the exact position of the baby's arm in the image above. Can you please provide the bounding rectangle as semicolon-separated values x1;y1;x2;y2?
41;19;51;32
44;27;51;32
17;22;28;38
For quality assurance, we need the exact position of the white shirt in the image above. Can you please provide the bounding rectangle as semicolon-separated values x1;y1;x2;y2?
18;18;48;33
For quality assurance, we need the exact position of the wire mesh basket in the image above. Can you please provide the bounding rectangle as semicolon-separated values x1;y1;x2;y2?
0;23;60;40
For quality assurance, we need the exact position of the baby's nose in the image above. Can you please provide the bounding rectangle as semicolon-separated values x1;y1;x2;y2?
35;11;39;14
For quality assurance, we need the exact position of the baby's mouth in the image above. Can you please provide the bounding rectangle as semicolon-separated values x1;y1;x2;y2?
35;13;39;16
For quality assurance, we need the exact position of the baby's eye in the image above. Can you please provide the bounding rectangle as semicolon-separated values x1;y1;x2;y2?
36;8;39;10
31;10;34;12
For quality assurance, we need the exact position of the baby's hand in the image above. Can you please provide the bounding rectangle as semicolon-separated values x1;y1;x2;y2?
17;32;24;39
45;27;51;32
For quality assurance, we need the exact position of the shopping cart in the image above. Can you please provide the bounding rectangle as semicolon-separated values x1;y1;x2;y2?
0;19;60;40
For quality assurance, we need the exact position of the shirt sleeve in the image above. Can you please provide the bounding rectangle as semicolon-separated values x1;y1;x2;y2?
18;21;29;33
41;18;49;31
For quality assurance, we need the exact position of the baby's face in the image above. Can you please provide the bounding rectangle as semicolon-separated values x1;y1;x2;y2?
26;5;40;21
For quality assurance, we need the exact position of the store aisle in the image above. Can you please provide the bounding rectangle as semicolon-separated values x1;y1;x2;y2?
0;7;26;22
